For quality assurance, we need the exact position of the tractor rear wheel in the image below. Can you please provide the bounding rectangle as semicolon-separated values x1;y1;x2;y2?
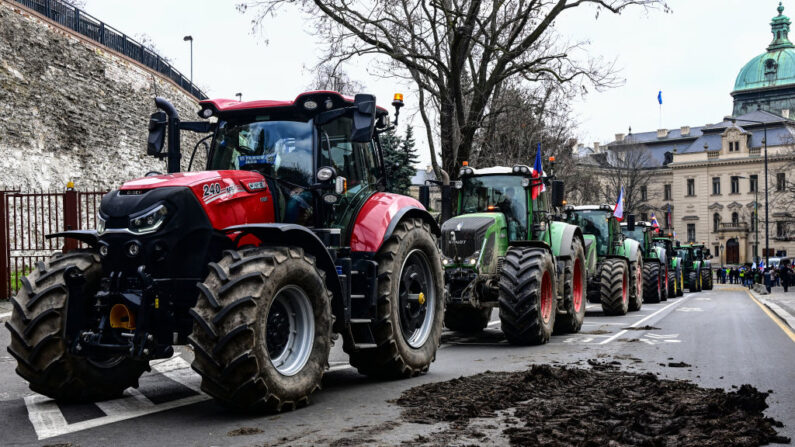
444;305;491;333
344;218;444;379
189;247;333;411
628;258;644;311
6;251;148;402
666;269;676;299
600;258;629;316
554;237;586;334
643;262;662;303
703;269;714;290
688;271;701;292
499;247;557;345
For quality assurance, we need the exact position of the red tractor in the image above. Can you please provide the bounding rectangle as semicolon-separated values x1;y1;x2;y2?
6;92;444;411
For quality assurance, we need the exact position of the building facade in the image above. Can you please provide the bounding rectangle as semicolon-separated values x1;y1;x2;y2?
585;4;795;266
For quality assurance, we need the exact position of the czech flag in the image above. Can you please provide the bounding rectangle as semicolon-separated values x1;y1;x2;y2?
532;143;546;199
650;212;660;231
613;187;625;222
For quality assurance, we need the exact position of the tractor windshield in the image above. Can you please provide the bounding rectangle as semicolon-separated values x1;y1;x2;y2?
621;226;645;243
209;119;314;186
460;175;527;240
678;248;693;263
567;210;611;256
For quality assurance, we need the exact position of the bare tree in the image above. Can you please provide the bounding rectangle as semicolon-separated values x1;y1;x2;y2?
237;0;668;178
597;144;656;216
306;61;365;96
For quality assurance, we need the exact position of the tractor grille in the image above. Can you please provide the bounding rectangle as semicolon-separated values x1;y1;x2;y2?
440;216;495;259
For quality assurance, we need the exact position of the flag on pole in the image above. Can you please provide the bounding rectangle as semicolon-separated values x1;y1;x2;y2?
532;143;545;199
657;91;663;105
759;259;765;269
650;212;660;231
613;187;625;222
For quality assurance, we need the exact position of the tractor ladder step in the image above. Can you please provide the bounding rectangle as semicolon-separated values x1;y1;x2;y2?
353;343;378;349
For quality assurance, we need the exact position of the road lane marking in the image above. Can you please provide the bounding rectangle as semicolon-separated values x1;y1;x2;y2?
745;290;795;343
676;307;704;312
599;295;691;344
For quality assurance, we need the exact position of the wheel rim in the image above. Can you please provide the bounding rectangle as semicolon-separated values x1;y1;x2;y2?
398;249;436;349
573;259;583;313
622;270;628;304
541;271;553;323
266;285;315;377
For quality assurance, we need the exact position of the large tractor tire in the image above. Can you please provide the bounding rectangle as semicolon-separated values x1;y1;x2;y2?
628;258;644;312
344;218;444;379
703;269;714;290
554;237;587;334
600;258;629;316
189;247;333;411
666;269;676;299
688;270;701;292
643;262;662;303
499;247;557;345
6;251;148;402
444;305;491;333
676;268;685;297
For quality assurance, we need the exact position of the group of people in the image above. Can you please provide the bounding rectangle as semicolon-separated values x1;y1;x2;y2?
717;262;793;293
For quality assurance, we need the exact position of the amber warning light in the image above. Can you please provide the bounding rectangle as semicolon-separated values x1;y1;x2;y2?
393;93;404;102
462;161;469;166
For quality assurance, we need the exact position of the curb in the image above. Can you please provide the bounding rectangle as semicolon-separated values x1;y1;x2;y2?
749;289;795;330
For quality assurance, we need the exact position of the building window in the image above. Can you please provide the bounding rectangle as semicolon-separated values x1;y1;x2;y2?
687;223;696;242
664;184;672;200
712;177;720;195
714;244;720;259
713;213;720;232
731;176;740;194
750;175;758;193
777;172;786;191
729;142;734;152
640;212;648;222
640;186;647;201
778;221;787;238
732;212;739;225
687;179;695;196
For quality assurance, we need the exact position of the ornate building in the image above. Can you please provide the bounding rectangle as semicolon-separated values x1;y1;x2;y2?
585;3;795;265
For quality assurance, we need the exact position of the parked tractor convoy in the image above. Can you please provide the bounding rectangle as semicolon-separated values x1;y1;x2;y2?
5;91;701;415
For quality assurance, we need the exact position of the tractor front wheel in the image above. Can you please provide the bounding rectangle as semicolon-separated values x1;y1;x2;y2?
444;305;491;333
688;271;701;292
600;258;629;316
628;258;644;311
345;218;444;379
666;269;676;299
6;251;148;402
643;262;662;303
189;247;333;411
499;247;557;345
703;269;714;290
554;237;586;334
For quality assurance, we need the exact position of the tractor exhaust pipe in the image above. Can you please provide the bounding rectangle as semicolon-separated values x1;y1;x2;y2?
153;97;181;173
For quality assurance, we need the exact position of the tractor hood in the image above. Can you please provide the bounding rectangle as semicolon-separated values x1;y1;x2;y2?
120;170;266;192
441;213;502;260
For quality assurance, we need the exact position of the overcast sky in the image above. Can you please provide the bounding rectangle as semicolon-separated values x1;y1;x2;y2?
82;0;778;166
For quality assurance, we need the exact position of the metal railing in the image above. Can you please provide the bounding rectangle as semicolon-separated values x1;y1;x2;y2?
12;0;206;100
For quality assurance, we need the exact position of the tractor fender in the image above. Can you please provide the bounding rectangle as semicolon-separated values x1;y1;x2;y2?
222;223;343;317
350;192;440;253
623;239;641;263
46;230;100;248
550;223;585;260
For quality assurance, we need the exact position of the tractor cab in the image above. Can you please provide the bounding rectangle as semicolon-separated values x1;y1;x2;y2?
564;205;622;257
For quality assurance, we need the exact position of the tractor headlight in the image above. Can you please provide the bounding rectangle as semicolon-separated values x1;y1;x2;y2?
317;166;336;182
129;205;168;235
442;258;450;266
97;214;106;235
464;251;480;267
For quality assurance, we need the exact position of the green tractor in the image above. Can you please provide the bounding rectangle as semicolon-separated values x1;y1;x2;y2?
676;243;714;292
652;235;684;298
620;220;668;303
439;164;586;345
563;205;643;315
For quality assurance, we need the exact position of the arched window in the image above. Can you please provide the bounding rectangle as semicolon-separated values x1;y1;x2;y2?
713;213;720;232
732;212;739;225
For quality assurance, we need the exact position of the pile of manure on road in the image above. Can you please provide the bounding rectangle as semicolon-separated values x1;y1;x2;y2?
396;364;790;446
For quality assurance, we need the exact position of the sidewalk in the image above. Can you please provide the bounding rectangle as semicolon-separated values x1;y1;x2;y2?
0;299;11;322
749;285;795;329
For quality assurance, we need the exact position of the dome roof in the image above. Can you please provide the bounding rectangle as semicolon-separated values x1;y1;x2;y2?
733;3;795;93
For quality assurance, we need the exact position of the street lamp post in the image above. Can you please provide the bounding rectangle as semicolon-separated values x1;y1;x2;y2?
183;35;193;86
737;175;759;265
725;116;769;268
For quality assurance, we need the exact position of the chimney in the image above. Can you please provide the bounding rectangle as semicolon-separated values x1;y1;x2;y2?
615;133;625;143
593;142;600;152
783;109;791;119
657;129;669;139
680;126;690;136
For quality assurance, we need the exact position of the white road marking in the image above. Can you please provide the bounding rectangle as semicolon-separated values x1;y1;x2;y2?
24;354;210;440
676;307;704;312
0;311;11;320
328;364;354;372
599;295;692;344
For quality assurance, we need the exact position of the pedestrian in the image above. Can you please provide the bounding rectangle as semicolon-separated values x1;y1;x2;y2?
782;262;792;293
764;268;772;293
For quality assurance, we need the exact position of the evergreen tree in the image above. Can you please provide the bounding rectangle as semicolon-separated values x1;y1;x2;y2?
382;126;419;195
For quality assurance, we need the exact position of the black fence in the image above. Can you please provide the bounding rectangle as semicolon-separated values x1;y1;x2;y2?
12;0;207;100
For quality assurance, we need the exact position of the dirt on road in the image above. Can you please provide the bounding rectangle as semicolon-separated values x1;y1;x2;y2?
396;364;790;446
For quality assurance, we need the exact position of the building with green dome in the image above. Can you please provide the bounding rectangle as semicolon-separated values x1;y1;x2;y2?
733;2;795;116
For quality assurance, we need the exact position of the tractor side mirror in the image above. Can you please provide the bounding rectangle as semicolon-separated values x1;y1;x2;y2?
627;214;636;231
147;111;167;156
550;180;565;207
351;94;376;143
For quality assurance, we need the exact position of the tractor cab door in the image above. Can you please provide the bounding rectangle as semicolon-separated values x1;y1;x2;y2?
317;116;379;240
608;217;623;255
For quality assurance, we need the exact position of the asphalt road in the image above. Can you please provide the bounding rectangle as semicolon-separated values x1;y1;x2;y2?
0;285;792;446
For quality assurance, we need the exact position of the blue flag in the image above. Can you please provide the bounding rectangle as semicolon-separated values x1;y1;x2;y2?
657;91;663;105
533;143;543;174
